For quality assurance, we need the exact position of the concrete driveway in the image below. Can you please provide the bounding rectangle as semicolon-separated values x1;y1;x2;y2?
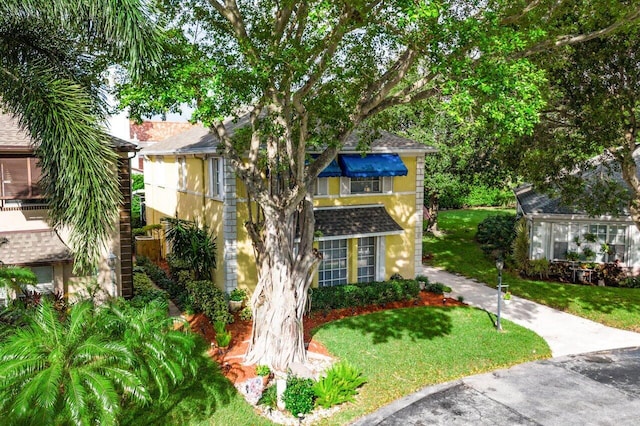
353;347;640;425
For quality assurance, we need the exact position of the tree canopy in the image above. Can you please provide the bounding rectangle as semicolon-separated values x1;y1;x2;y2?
118;0;640;370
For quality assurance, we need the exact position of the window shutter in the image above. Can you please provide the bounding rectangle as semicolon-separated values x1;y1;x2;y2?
315;177;328;196
340;177;350;196
382;176;393;193
1;158;30;199
29;158;43;197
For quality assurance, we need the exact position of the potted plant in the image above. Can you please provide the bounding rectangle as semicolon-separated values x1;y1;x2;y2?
566;250;580;262
256;364;273;387
503;291;512;304
229;288;247;312
581;247;596;261
214;321;232;353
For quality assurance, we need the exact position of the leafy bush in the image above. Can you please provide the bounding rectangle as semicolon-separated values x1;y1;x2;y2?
415;275;429;283
256;365;271;376
464;185;513;207
131;272;168;308
215;330;232;348
528;258;550;279
239;306;252;321
310;279;420;312
512;218;530;275
423;282;451;294
187;280;233;324
258;385;278;409
136;256;189;310
167;253;192;281
229;288;247;302
313;361;366;408
283;376;315;417
162;217;217;280
620;276;640;288
476;214;517;257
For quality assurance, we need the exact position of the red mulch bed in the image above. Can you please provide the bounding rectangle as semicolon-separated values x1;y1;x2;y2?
186;292;464;386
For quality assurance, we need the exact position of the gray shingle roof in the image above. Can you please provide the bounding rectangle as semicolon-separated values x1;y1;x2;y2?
0;230;73;265
314;206;404;238
515;185;578;215
142;114;434;155
0;113;138;152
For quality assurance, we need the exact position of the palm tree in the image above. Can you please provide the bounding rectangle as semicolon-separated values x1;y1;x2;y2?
0;301;150;425
97;299;199;400
0;0;161;271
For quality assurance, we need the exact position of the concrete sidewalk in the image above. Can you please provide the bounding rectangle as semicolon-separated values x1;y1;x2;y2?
421;265;640;357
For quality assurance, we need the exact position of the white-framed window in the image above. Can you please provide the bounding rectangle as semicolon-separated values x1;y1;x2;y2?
340;176;393;195
314;177;329;196
177;157;187;191
350;177;381;194
551;222;627;262
28;265;54;295
208;157;224;198
318;239;348;287
357;237;376;283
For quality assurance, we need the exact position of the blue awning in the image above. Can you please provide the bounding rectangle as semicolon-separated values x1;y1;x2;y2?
310;155;343;177
338;153;408;178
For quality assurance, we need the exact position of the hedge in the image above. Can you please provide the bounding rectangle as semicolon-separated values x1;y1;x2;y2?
310;279;420;312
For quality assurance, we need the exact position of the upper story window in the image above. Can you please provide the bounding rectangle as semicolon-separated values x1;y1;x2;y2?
208;157;224;198
0;157;43;200
350;177;381;194
314;177;329;196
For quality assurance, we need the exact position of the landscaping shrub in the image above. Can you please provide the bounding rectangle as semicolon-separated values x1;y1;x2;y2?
313;361;366;408
258;385;278;409
528;258;550;279
186;280;233;324
310;279;420;312
423;282;451;294
283;376;315;417
135;256;189;310
131;272;168;308
476;214;517;257
512;218;530;275
167;253;192;281
465;185;513;207
620;276;640;288
162;217;217;280
239;306;252;321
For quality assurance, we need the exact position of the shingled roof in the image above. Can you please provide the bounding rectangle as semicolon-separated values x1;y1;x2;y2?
0;113;138;152
142;114;434;155
314;206;403;238
0;230;73;265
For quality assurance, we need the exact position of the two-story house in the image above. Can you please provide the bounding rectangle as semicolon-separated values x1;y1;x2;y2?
142;119;434;294
0;113;137;304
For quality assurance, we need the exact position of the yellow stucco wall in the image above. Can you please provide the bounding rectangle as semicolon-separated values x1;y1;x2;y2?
144;153;420;294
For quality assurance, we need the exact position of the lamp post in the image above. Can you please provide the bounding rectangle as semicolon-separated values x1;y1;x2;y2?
496;258;504;331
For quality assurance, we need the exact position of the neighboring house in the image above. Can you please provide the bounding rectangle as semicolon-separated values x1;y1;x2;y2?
0;113;137;305
515;184;640;270
142;120;435;294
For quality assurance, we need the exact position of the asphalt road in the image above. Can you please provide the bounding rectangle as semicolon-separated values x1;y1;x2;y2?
353;347;640;425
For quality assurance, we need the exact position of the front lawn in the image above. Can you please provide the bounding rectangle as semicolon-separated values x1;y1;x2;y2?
313;306;550;425
424;208;640;332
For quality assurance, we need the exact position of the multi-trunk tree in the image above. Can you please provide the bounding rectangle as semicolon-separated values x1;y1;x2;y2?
119;0;640;371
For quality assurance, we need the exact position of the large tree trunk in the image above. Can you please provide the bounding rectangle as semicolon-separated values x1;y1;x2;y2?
424;193;439;233
244;196;318;371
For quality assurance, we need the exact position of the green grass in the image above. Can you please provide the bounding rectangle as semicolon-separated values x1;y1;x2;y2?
424;208;640;332
121;340;274;426
313;306;550;425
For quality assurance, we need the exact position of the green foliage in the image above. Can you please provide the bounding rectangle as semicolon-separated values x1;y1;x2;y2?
423;282;451;295
311;280;420;312
512;218;530;275
476;214;517;257
187;280;233;324
258;384;278;409
162;217;217;280
415;275;430;283
0;264;37;292
255;365;271;377
313;361;366;409
0;301;151;425
0;0;161;272
215;330;232;348
229;288;247;302
131;272;168;308
283;376;315;417
239;306;253;321
528;259;550;280
136;256;190;311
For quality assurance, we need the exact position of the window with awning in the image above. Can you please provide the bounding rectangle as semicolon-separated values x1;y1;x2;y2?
0;157;42;200
338;153;408;177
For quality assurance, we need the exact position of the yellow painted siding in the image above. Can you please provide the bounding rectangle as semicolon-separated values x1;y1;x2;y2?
144;153;421;294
